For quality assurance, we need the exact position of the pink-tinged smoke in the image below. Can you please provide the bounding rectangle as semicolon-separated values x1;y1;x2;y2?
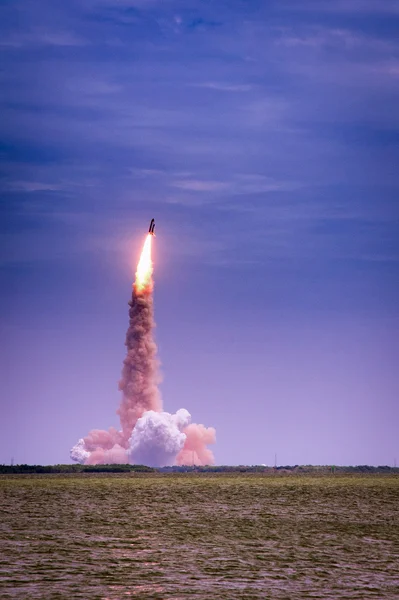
176;423;216;466
117;279;161;448
70;233;215;467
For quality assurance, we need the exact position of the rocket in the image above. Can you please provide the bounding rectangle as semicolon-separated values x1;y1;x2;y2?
148;218;155;235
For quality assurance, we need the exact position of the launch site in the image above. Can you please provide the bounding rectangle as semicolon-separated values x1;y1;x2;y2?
1;0;398;598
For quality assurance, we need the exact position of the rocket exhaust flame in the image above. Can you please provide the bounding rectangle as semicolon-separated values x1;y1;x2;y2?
134;234;153;294
70;224;216;467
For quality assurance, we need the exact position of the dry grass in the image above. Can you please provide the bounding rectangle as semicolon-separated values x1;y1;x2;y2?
1;473;398;599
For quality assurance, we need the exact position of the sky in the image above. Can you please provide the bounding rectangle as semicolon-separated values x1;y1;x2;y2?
1;0;398;467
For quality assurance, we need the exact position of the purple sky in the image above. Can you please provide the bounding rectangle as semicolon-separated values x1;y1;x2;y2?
1;0;398;466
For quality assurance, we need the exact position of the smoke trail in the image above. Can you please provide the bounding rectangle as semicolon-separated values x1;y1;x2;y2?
117;276;161;447
70;233;215;467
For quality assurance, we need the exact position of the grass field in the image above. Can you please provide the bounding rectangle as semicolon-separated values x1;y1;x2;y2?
1;473;398;599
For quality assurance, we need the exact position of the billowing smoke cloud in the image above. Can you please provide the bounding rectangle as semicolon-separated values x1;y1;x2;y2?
177;423;217;466
70;234;215;467
70;438;89;464
128;408;191;467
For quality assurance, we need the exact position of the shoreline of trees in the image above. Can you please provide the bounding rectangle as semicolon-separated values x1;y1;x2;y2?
1;464;398;475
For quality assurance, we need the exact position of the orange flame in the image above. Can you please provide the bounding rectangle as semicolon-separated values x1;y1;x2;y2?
134;234;153;294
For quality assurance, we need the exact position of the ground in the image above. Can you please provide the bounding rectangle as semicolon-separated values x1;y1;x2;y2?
1;473;398;599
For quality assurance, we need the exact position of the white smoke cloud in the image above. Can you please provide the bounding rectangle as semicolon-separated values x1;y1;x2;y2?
128;408;191;467
70;438;90;463
171;407;191;430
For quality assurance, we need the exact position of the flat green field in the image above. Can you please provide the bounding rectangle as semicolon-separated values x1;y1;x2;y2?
1;474;398;599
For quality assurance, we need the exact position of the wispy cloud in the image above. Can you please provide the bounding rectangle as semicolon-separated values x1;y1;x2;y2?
0;30;88;48
283;0;399;14
129;168;167;178
191;82;253;92
170;175;299;196
65;79;122;95
186;17;223;31
87;0;163;6
275;27;397;52
369;61;399;78
171;180;231;192
6;181;63;193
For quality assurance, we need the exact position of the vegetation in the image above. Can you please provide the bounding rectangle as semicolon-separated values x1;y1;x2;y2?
1;463;398;474
0;463;155;474
159;464;399;473
1;473;398;599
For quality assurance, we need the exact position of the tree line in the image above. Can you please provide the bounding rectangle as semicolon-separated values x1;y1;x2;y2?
0;464;155;474
1;464;397;474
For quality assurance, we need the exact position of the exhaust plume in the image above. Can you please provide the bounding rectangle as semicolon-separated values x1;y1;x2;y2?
70;232;215;467
117;235;161;447
176;423;217;466
128;409;191;467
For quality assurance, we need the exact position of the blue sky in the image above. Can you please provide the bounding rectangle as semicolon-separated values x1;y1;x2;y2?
1;0;398;466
